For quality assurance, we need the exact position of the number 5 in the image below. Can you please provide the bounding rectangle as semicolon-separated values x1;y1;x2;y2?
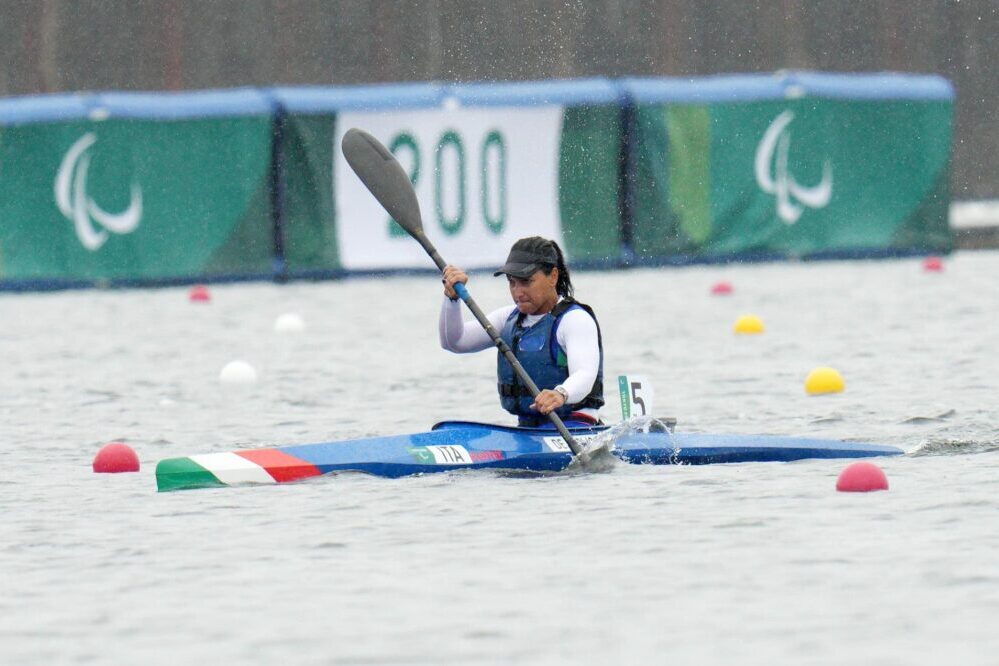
630;382;647;416
618;374;655;420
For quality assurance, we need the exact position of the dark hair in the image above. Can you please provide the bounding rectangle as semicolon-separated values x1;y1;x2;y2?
544;240;573;299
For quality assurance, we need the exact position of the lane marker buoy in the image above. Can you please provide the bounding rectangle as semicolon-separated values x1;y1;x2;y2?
220;360;257;385
923;256;944;273
93;442;140;473
805;367;845;395
734;314;764;334
711;281;733;296
189;285;211;303
836;461;888;492
274;312;305;333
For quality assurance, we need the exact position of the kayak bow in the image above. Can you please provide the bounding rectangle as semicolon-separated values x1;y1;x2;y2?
155;421;903;492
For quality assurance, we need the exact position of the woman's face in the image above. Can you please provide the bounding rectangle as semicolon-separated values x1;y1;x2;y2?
508;268;559;315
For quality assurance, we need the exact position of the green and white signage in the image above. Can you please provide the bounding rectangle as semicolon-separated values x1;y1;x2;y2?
0;115;274;282
333;107;564;270
630;96;953;257
0;76;954;289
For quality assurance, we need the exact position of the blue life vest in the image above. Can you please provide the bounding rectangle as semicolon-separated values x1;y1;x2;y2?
497;298;604;420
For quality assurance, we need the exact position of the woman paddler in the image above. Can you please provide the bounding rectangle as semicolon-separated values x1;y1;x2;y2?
439;236;604;427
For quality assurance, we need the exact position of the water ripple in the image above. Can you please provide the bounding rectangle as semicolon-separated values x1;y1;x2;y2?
4;254;999;664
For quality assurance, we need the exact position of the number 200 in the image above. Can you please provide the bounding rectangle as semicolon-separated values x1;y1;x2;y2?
387;130;507;237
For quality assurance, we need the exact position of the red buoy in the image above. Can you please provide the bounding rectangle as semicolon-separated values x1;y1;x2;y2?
93;442;140;473
189;285;211;303
922;256;944;273
836;461;888;492
710;281;733;295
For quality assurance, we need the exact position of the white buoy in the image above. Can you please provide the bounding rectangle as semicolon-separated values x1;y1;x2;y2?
274;312;305;333
219;360;257;385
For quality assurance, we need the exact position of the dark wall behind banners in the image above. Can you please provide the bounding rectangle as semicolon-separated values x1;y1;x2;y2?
0;0;992;198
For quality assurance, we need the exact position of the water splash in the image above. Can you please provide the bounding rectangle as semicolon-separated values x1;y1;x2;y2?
603;415;677;437
909;438;999;457
567;416;679;472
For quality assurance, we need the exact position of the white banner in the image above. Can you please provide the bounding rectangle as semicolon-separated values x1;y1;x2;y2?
334;107;564;270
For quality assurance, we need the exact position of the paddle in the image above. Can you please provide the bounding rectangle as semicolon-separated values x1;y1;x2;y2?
340;127;585;458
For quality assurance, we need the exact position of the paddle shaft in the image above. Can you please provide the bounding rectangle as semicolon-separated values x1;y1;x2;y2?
339;128;583;456
419;231;583;456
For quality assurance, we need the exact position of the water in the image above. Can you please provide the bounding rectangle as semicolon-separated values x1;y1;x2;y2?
2;252;998;664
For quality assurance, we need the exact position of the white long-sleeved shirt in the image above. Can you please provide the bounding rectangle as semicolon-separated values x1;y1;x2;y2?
438;296;601;416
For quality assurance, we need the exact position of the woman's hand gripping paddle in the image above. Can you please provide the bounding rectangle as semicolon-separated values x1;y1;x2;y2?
340;127;591;461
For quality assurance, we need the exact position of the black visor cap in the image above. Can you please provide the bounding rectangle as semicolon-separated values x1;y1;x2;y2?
493;237;558;278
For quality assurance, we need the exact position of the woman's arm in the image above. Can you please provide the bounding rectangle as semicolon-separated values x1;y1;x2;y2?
438;264;517;353
439;298;516;353
554;308;600;403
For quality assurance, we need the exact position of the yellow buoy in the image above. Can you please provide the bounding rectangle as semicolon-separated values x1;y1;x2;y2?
733;314;765;335
805;367;845;395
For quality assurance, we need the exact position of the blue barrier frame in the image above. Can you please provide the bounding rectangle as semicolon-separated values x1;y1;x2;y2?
0;72;955;291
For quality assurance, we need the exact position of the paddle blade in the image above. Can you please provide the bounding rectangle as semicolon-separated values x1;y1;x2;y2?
341;128;423;235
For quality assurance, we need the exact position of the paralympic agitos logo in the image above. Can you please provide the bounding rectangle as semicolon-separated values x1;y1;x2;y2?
54;133;143;251
754;110;832;225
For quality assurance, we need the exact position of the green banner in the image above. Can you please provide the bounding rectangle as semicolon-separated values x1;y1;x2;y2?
558;105;622;263
279;113;341;273
0;116;273;282
631;99;953;258
0;79;956;288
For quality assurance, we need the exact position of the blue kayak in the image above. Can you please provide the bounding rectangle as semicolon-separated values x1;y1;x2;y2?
155;420;904;492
